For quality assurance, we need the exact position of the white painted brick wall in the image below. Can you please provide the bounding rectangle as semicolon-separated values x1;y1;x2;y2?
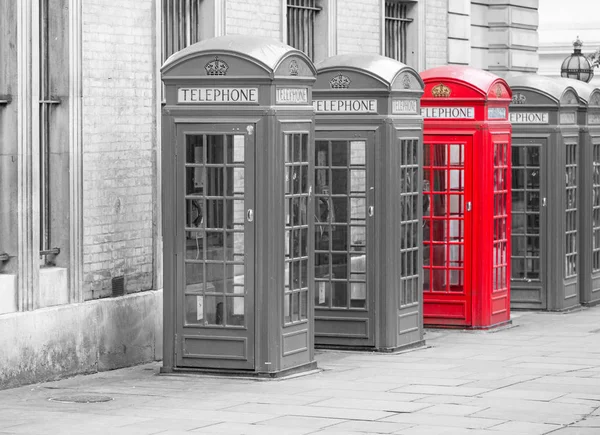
82;0;155;300
337;0;381;55
426;0;448;68
226;0;282;39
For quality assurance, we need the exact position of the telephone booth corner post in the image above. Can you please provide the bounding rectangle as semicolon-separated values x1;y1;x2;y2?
419;66;512;329
506;74;581;311
160;35;317;375
312;54;425;351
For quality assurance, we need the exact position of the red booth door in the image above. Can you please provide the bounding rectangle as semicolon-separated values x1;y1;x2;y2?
423;136;472;327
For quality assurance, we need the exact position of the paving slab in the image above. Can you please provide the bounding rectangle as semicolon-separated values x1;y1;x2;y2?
1;308;600;435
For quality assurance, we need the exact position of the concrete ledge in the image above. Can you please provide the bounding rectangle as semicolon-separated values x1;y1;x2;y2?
0;289;162;390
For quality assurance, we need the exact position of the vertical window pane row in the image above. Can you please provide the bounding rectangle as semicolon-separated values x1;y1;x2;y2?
423;143;466;293
184;134;246;327
285;133;310;325
565;142;578;278
287;0;320;60
511;144;541;281
385;2;413;63
162;0;202;63
400;139;420;307
593;143;600;272
492;144;508;292
315;140;368;310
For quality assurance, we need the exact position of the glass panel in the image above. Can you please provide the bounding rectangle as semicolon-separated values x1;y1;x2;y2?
186;167;205;196
226;297;244;326
332;281;348;307
183;133;247;330
423;142;465;294
350;140;366;165
511;144;541;281
186;135;204;164
284;132;309;324
229;134;245;163
350;283;366;308
350;170;366;193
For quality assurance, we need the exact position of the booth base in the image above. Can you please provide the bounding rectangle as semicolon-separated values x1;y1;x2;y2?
424;319;513;331
159;360;318;379
315;339;426;354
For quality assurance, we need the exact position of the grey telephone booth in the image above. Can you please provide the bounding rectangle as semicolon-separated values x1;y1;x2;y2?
562;79;600;305
312;54;424;350
506;74;581;310
161;35;317;375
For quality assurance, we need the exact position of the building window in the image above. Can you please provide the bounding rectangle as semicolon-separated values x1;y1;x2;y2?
162;0;202;62
385;1;414;63
287;0;321;60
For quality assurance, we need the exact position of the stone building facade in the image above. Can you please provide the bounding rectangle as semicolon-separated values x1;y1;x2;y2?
0;0;538;388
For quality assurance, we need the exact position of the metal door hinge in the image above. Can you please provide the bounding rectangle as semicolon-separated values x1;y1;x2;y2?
466;202;472;212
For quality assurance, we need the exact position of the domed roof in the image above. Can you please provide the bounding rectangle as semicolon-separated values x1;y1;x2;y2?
162;35;311;73
420;65;506;97
315;54;422;88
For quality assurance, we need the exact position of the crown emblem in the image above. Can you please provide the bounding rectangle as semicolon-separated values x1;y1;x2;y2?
330;73;351;89
495;84;503;98
512;93;526;104
431;83;451;98
204;56;229;76
289;60;299;76
402;74;411;89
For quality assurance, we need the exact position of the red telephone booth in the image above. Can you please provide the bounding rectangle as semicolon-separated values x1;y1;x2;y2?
419;66;512;328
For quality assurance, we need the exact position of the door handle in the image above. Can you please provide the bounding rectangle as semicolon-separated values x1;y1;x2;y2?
368;206;374;217
542;197;547;207
466;202;472;212
247;209;254;222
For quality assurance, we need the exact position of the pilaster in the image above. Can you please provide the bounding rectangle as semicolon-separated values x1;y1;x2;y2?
488;0;539;73
69;0;83;303
17;0;39;311
448;0;471;65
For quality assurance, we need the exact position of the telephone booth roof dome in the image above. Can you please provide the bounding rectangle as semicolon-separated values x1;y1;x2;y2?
558;77;599;105
315;54;423;89
161;35;315;74
506;74;579;105
420;65;510;99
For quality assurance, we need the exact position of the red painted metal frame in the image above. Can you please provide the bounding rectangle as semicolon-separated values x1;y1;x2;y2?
420;66;512;329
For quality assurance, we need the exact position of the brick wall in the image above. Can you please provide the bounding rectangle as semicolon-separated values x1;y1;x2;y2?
82;0;156;300
425;0;448;68
226;0;281;39
337;0;381;55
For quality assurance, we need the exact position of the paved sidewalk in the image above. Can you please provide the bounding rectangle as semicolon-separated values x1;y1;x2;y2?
1;308;600;435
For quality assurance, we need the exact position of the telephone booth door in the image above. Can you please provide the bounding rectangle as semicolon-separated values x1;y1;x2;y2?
176;123;255;370
314;130;376;347
510;138;548;309
422;135;473;327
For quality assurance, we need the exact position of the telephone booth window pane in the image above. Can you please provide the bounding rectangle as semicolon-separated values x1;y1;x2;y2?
593;143;600;272
183;134;246;328
492;143;509;292
400;139;420;306
315;139;367;310
284;133;310;325
511;143;541;282
565;142;578;278
423;142;466;294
